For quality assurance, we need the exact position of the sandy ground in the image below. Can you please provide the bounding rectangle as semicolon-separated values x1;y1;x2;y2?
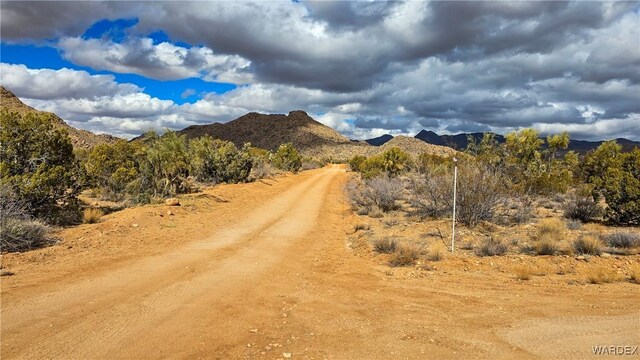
1;165;639;359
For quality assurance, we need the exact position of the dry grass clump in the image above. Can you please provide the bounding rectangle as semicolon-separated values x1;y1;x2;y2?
372;237;398;254
532;218;564;255
389;244;421;267
533;239;560;255
426;242;447;261
514;266;533;280
474;237;509;257
353;223;370;233
601;232;640;249
536;218;565;241
83;208;104;224
572;235;603;255
586;267;620;284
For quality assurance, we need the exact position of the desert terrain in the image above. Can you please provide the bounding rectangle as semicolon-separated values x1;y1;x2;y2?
1;165;638;359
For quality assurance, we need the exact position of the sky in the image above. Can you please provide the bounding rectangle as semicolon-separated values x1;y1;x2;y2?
1;1;639;141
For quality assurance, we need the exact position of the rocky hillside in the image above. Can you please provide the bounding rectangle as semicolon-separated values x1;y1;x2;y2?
177;111;457;159
380;135;457;157
179;110;352;150
0;86;120;149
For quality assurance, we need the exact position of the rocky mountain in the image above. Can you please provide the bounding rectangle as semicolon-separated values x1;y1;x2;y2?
176;111;457;159
364;134;394;146
0;86;120;149
178;110;353;151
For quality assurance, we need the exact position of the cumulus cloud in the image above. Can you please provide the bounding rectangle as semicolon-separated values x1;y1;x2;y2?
0;63;140;99
58;37;253;84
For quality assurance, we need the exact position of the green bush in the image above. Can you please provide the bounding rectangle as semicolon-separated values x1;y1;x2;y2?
349;155;367;172
132;131;192;200
583;143;640;225
190;136;252;184
380;147;410;176
0;111;81;222
84;140;141;201
271;143;302;172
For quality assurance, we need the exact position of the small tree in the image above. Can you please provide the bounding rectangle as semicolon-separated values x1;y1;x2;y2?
380;147;410;176
0;111;81;221
271;143;302;172
190;136;252;184
582;142;639;225
135;131;191;199
84;140;141;200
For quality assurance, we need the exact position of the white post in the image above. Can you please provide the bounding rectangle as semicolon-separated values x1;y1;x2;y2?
451;157;458;253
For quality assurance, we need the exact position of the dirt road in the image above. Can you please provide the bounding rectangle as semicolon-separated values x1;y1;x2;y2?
1;166;638;359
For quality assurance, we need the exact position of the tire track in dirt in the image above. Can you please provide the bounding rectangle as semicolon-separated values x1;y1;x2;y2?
1;167;339;359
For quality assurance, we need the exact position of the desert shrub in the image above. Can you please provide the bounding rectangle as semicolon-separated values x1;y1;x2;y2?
502;129;579;195
360;156;386;179
583;143;640;225
349;155;367;173
0;110;82;222
389;244;420;267
411;162;509;227
379;147;410;176
563;196;602;222
271;143;302;172
345;179;371;213
414;152;449;175
363;175;403;212
572;235;603;255
474;237;509;257
84;140;141;201
498;195;534;225
132;131;192;201
533;239;560;255
0;217;52;253
83;208;104;224
601;232;640;249
372;237;398;254
190;136;252;184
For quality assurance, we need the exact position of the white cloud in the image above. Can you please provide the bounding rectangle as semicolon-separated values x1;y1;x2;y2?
58;37;253;84
0;63;139;99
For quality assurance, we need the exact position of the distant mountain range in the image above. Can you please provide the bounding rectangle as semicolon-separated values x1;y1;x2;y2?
4;86;634;157
366;129;639;154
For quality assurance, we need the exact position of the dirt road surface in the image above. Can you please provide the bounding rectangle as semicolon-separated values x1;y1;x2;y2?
1;166;638;359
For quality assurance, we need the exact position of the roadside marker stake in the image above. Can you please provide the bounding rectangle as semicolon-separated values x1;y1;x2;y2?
451;157;458;253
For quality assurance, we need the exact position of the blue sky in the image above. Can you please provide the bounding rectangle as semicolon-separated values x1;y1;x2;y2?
1;1;638;140
1;18;236;105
